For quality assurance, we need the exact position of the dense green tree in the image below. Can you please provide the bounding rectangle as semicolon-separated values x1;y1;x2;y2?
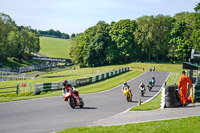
7;31;19;57
134;16;152;61
134;15;172;62
194;2;200;13
87;21;111;66
150;15;172;62
71;33;76;38
38;29;69;39
169;21;191;62
192;2;200;50
0;12;16;61
70;21;111;67
61;33;70;39
109;19;137;63
70;33;86;65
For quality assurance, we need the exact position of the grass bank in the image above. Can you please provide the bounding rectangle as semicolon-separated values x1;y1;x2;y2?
39;37;71;58
58;116;200;133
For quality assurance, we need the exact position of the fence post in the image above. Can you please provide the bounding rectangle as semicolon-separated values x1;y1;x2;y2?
16;84;19;94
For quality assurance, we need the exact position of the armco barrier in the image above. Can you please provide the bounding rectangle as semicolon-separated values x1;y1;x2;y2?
34;67;129;94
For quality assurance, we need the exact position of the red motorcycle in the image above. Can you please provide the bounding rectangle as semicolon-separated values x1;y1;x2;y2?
63;88;84;109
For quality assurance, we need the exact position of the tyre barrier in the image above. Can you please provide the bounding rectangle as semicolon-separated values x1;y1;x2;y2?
165;85;176;108
194;83;200;102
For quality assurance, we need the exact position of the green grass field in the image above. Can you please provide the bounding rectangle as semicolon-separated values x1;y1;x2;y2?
39;37;71;58
58;116;200;133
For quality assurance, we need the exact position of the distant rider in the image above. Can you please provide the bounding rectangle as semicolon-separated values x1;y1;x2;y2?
153;66;155;72
122;81;133;96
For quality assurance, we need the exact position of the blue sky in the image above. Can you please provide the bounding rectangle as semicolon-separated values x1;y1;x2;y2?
0;0;198;35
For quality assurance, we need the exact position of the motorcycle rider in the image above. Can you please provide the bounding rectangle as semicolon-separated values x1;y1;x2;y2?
152;76;156;82
62;80;78;96
139;82;146;91
122;81;133;96
153;66;155;72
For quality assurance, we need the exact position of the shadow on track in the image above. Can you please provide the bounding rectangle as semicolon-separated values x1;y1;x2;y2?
77;107;97;109
149;90;159;92
153;85;162;87
142;95;152;98
129;100;137;103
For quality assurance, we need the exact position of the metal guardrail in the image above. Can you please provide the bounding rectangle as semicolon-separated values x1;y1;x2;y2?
0;61;58;74
0;71;26;81
0;86;17;94
34;67;130;94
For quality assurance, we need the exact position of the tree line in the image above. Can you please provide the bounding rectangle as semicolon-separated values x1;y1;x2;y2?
70;3;200;67
0;12;40;62
38;29;77;39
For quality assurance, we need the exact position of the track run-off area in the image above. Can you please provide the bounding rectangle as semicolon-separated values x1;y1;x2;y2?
0;72;169;133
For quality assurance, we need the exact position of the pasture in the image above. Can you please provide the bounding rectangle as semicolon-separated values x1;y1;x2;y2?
39;37;71;58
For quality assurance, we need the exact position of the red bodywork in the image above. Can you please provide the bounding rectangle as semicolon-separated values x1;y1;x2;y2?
64;88;80;106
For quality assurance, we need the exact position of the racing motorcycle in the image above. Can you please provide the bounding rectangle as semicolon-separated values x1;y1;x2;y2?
123;86;132;102
151;78;156;86
63;88;84;109
147;81;153;91
139;86;146;97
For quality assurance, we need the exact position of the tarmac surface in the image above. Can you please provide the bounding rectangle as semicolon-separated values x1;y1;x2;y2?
89;102;200;127
0;72;169;133
2;72;198;133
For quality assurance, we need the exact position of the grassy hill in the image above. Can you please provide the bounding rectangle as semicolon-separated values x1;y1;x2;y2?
1;37;70;68
39;37;71;58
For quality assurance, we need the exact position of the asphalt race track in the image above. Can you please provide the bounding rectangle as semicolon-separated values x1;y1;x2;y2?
0;72;170;133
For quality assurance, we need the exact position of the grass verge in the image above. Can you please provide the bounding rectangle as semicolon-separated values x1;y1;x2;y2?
57;116;200;133
130;92;162;111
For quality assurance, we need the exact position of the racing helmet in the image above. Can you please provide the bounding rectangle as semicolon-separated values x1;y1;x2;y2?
63;80;68;86
124;81;127;85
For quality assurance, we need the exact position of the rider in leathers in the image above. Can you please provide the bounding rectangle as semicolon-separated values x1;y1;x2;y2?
139;82;146;91
62;80;80;102
62;80;79;99
122;81;133;96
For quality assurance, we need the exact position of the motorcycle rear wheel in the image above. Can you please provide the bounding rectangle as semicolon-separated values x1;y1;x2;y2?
126;94;130;102
79;98;84;108
149;86;152;91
